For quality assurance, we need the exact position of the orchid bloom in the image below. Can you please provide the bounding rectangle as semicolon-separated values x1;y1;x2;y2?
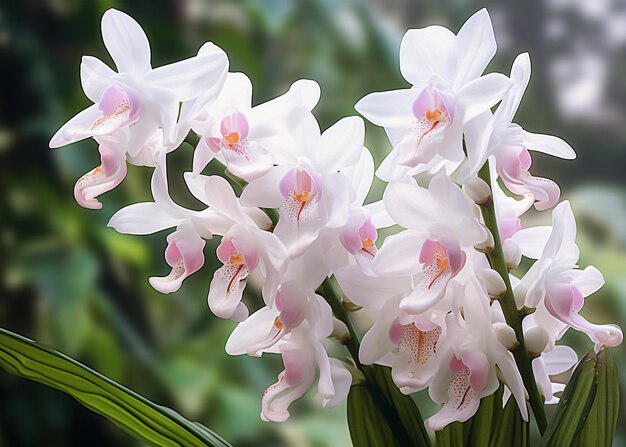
463;53;576;210
375;170;488;314
240;111;364;257
50;9;228;208
355;9;511;180
513;201;623;350
226;283;351;422
335;264;446;394
183;174;287;321
428;279;528;430
192;73;321;181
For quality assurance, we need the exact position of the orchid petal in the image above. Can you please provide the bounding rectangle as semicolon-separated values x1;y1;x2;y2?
101;9;151;76
454;9;497;88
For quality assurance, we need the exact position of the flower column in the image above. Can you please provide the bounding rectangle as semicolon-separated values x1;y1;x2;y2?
477;161;549;433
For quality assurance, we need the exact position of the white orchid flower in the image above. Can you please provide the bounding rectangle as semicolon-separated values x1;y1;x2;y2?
375;170;488;314
513;201;623;350
240;111;364;257
463;53;576;210
191;73;320;181
50;9;228;207
428;278;528;430
355;9;511;180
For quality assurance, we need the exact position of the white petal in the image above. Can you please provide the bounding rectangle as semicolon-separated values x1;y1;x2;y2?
354;89;418;128
454;9;497;88
80;56;115;103
543;345;578;376
372;230;426;277
359;298;401;364
108;203;180;235
321;358;352;407
144;47;228;102
334;265;411;309
399;26;456;86
341;148;374;206
512;226;551;259
495;53;531;127
315;116;364;173
240;166;291;208
571;266;605;297
456;73;512;123
101;9;151;76
523;131;576;160
225;306;279;356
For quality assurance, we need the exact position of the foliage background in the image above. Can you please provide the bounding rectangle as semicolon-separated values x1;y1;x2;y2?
1;0;625;446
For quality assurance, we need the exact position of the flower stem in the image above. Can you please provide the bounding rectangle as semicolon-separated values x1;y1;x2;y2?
477;161;548;434
319;277;431;447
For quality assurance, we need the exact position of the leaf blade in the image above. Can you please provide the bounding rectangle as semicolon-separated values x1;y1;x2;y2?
0;327;232;447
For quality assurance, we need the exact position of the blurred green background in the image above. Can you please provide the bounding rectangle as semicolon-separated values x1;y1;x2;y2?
1;0;626;446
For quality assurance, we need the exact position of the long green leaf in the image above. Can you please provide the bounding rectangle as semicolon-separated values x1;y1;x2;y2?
489;395;529;447
347;365;431;447
435;422;465;447
0;327;232;447
578;349;619;447
542;348;618;447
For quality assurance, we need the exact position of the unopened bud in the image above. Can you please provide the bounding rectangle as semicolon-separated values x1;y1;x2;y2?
525;326;549;358
464;177;492;206
474;227;495;253
477;268;507;299
503;239;522;269
493;322;519;350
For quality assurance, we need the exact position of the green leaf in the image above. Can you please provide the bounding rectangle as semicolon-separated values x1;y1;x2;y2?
0;327;232;447
489;394;529;447
578;349;619;447
542;348;618;447
347;365;431;447
435;385;503;447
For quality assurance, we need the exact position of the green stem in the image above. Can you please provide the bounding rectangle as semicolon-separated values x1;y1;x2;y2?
477;161;548;434
319;278;430;447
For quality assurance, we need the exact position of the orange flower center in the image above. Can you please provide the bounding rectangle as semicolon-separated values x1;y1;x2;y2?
229;252;245;265
223;131;240;145
274;316;284;330
361;238;374;250
425;108;444;123
295;191;311;203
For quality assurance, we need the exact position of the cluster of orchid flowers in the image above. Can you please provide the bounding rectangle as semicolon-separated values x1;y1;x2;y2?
51;8;623;429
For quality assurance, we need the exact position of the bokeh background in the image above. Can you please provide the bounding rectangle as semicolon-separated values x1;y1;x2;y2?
1;0;626;446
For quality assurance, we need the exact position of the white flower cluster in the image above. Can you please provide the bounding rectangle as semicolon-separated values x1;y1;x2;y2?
51;9;622;428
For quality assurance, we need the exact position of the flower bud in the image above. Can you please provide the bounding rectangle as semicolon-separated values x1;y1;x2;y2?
525;326;549;358
474;227;494;253
477;268;507;299
463;177;492;206
503;239;522;269
493;322;519;350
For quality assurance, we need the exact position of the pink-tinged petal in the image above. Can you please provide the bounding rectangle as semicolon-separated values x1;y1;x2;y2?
545;283;623;349
427;356;482;431
399;26;456;86
497;146;560;211
261;344;315;422
91;84;139;135
49;104;102;148
80;56;115;103
220;111;250;141
207;261;250;320
149;223;205;294
454;9;497;88
391;322;442;394
74;144;127;209
101;9;151;76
